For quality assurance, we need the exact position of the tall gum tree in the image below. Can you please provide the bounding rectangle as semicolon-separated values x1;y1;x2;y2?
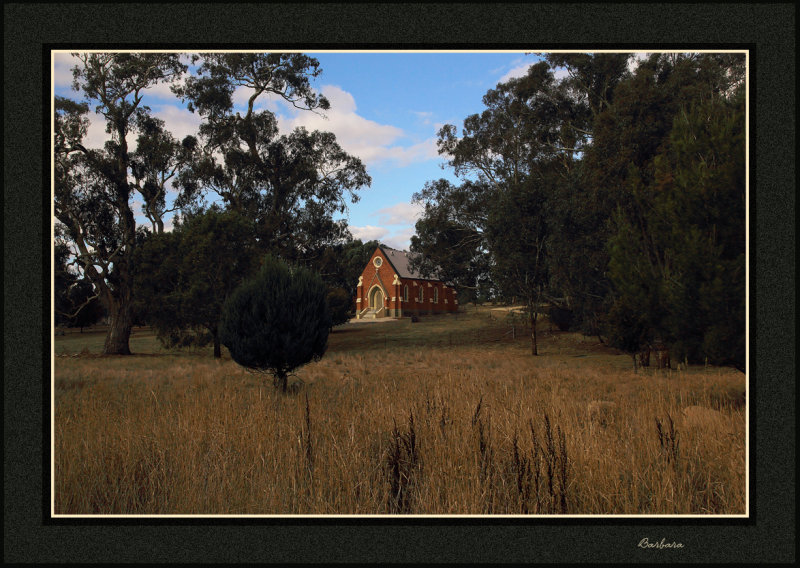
417;61;571;354
409;178;493;300
54;53;187;354
172;53;371;263
129;115;198;234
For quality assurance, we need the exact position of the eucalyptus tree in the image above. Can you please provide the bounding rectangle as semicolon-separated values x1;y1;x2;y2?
410;178;493;301
54;222;104;329
485;175;551;355
173;53;371;263
539;53;632;335
129;115;198;234
54;53;187;354
415;61;570;352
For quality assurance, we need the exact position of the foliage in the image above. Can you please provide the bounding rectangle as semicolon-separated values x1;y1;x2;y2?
417;62;568;353
54;224;79;327
129;115;198;233
219;255;331;392
412;52;746;370
133;207;260;358
410;179;493;301
55;52;364;356
606;91;745;369
173;53;370;264
485;178;550;355
603;55;746;370
65;280;106;331
326;287;353;327
298;238;381;300
55;228;107;331
548;306;573;332
540;53;631;335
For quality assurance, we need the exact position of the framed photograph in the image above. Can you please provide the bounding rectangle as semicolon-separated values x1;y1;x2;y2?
5;3;794;564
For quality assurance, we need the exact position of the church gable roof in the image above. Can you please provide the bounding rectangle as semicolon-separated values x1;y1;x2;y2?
378;245;442;281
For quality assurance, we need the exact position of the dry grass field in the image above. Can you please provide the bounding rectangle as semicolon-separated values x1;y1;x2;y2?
53;307;747;515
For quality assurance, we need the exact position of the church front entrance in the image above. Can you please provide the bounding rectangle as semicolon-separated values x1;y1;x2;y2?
369;287;384;310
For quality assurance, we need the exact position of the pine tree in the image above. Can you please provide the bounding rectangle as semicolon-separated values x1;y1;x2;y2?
603;56;746;371
219;255;331;392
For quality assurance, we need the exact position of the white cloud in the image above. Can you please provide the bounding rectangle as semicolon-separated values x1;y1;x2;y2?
320;85;357;114
71;101;200;154
382;228;416;251
410;110;434;125
82;114;115;150
375;138;439;168
352;203;423;251
349;224;415;250
276;84;438;168
499;63;533;83
499;62;569;84
162;214;178;233
142;75;185;101
53;53;80;90
349;225;388;242
151;104;202;142
376;202;424;226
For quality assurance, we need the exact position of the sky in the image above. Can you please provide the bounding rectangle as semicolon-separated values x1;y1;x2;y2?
52;50;556;250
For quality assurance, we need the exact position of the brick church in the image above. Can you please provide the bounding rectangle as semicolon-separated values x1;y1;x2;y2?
355;245;458;319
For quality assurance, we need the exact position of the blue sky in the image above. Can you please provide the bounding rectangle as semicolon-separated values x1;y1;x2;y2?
52;50;550;249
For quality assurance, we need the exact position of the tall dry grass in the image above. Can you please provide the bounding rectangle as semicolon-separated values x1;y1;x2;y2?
53;316;746;515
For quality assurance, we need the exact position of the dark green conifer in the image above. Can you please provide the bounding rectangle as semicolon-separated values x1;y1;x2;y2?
219;255;331;392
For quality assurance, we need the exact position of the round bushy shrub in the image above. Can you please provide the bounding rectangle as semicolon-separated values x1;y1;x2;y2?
219;255;331;392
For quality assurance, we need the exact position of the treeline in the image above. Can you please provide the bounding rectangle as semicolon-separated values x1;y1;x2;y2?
410;53;745;371
54;53;376;356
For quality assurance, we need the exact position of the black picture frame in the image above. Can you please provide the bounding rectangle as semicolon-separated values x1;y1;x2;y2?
5;2;794;564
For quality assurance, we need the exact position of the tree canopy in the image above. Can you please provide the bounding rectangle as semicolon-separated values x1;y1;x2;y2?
133;207;260;358
54;52;370;356
173;53;371;264
413;52;747;370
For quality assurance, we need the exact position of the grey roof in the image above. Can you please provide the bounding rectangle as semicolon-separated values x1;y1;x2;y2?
379;245;442;281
